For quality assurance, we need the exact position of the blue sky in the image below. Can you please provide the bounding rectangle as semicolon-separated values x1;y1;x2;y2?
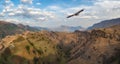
0;0;120;28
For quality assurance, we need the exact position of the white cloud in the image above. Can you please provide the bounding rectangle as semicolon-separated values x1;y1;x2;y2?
2;0;14;13
95;0;120;9
47;6;61;11
5;0;11;3
8;12;15;16
15;10;24;14
0;12;5;17
21;0;33;4
37;17;46;21
0;3;57;25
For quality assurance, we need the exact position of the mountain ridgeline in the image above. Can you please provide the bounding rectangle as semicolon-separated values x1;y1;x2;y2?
1;18;119;40
0;21;39;39
0;21;84;39
47;25;84;32
0;24;120;64
88;18;120;30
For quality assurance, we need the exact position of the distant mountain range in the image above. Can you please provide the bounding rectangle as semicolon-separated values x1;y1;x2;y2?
0;18;120;39
47;25;85;32
0;21;84;39
0;21;39;39
33;25;85;32
88;18;120;30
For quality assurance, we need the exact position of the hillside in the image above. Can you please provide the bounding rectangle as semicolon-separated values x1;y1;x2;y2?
0;21;39;39
68;25;120;64
88;18;120;30
0;24;120;64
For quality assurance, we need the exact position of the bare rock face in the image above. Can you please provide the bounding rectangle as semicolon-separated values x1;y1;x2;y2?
0;24;120;64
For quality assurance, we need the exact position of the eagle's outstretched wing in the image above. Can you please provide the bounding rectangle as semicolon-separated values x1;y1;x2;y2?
67;9;84;18
66;15;74;18
74;9;84;15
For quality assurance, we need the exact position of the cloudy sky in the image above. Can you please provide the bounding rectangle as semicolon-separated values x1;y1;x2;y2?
0;0;120;28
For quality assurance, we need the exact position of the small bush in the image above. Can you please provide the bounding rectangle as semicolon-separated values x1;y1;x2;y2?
37;48;43;55
25;45;30;54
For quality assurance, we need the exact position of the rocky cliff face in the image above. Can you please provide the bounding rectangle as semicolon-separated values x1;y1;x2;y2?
0;25;120;64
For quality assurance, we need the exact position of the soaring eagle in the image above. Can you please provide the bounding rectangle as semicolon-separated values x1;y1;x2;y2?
67;9;84;18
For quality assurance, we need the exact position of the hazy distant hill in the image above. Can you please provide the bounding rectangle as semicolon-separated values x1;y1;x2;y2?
0;21;39;39
33;26;49;31
0;24;120;64
88;18;120;30
48;25;85;32
34;25;84;32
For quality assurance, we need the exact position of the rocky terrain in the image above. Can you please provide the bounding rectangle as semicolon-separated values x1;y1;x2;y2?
0;24;120;64
68;24;120;64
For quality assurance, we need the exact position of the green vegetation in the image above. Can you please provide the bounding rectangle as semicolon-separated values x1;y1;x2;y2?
0;32;69;64
13;36;25;42
25;45;30;54
36;48;43;55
